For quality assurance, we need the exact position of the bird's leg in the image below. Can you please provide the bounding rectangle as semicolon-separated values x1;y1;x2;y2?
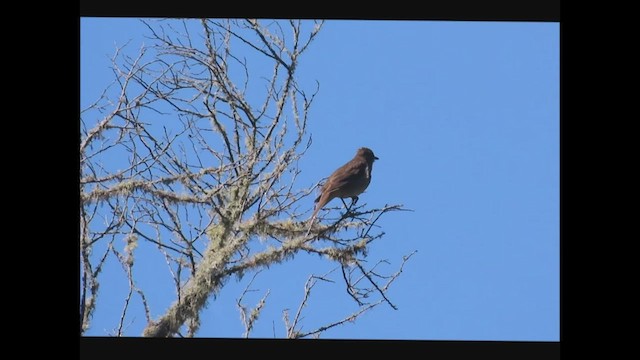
342;196;359;215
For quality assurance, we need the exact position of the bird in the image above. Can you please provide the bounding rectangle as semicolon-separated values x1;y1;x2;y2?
309;147;379;223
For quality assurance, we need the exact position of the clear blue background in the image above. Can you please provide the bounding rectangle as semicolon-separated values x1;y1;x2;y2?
80;18;559;341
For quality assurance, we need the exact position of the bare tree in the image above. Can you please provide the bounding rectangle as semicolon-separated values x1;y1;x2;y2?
80;18;413;338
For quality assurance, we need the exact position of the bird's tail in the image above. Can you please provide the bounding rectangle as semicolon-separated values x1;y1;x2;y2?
306;202;321;236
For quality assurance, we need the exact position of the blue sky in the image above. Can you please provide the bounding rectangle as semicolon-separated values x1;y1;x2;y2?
80;18;559;341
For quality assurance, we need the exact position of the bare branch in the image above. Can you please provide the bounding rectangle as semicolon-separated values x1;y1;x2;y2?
297;300;383;339
286;271;336;338
353;260;398;310
237;270;270;338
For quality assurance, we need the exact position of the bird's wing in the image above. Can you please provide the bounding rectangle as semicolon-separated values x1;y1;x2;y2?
325;159;367;193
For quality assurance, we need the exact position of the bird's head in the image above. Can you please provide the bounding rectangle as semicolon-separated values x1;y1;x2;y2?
357;147;379;162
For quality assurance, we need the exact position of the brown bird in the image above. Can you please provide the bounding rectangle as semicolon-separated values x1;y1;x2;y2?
310;147;379;222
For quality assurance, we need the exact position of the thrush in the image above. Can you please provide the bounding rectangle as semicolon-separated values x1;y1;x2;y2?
310;147;379;223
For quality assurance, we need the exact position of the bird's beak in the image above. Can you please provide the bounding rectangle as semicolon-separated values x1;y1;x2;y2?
374;156;379;160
